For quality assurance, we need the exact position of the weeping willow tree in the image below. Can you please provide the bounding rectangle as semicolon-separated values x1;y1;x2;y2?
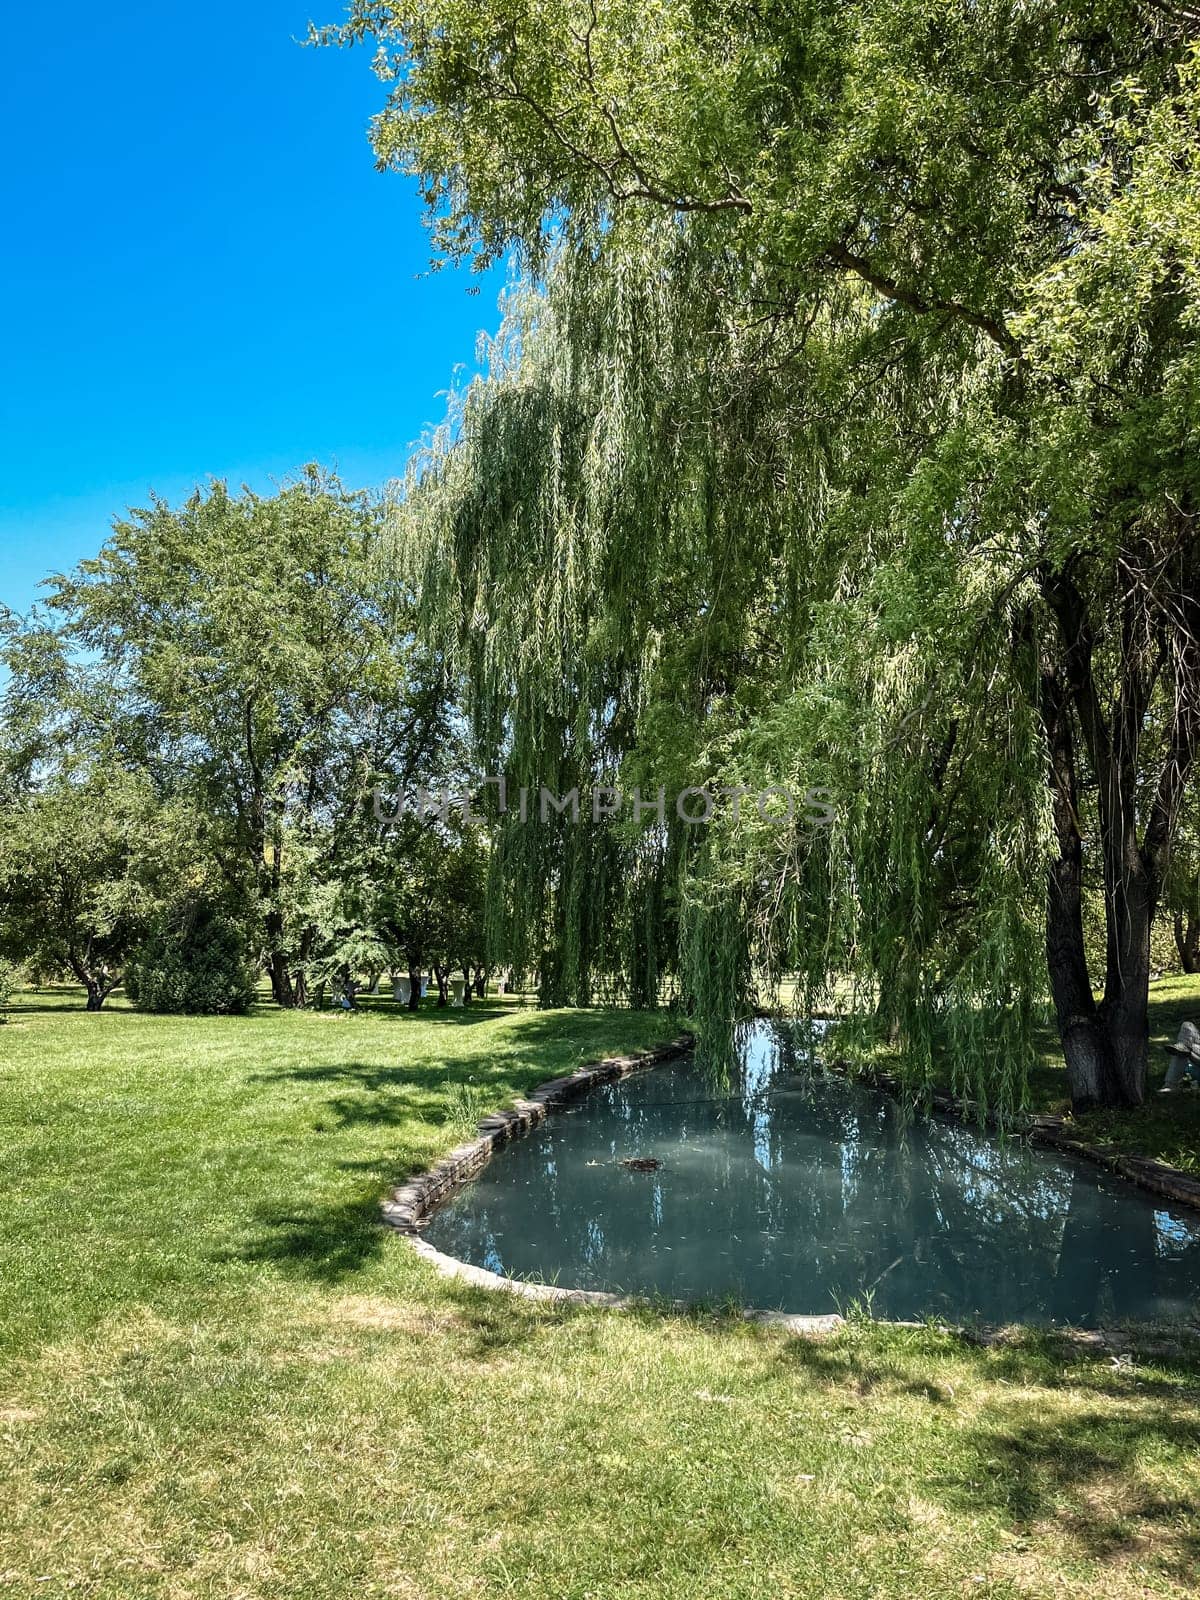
328;1;1200;1110
387;224;1052;1114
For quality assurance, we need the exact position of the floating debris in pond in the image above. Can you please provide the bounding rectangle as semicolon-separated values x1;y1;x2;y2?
619;1156;662;1172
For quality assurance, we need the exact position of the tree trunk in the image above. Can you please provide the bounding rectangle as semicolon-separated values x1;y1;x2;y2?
1096;853;1153;1107
1174;909;1200;973
268;953;294;1008
264;893;295;1008
407;961;422;1011
68;950;111;1013
475;967;489;999
1042;670;1122;1110
433;963;449;1007
1038;565;1174;1110
460;964;473;1004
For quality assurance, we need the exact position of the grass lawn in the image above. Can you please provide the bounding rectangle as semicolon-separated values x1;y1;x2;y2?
1;987;1199;1599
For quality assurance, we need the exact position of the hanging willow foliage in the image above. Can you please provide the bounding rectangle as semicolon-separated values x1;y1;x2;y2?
387;214;1051;1115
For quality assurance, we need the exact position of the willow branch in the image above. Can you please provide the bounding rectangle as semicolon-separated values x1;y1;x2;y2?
826;243;1019;357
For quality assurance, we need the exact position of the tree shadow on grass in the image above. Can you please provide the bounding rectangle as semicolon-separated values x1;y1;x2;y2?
236;1010;679;1287
945;1403;1200;1581
234;1183;390;1284
251;1006;680;1134
344;998;511;1026
439;1285;611;1360
772;1322;1200;1585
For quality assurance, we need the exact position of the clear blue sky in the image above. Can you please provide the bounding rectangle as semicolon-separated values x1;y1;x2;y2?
0;2;504;616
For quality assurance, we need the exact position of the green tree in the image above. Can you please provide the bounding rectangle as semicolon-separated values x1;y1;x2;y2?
1164;795;1200;974
0;768;164;1009
44;469;447;1007
370;815;488;1007
125;900;258;1015
0;958;15;1022
329;3;1200;1108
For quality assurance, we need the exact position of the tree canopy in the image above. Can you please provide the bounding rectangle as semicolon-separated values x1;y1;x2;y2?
325;1;1200;1109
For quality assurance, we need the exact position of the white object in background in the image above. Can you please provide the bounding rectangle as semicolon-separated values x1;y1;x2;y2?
393;976;411;1006
1160;1020;1200;1091
450;977;466;1007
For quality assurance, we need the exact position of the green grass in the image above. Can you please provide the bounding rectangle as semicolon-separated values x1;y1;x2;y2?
2;988;1200;1599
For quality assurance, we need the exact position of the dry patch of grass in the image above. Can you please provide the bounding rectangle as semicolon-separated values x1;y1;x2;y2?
331;1294;466;1336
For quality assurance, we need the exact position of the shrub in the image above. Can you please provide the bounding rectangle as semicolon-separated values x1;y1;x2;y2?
126;905;257;1016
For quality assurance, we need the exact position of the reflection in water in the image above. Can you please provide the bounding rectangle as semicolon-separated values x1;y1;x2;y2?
423;1021;1200;1327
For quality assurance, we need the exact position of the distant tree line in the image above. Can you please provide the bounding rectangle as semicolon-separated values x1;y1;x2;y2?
0;470;489;1013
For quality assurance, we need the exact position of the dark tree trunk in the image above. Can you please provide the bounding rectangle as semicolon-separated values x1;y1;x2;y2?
1096;849;1153;1108
407;961;422;1011
265;899;295;1006
1034;554;1199;1111
68;950;113;1014
460;964;472;1004
268;954;294;1008
1042;669;1122;1110
475;968;489;999
1174;909;1200;973
433;963;449;1007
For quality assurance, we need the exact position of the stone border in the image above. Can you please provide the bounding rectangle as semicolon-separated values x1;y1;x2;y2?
842;1063;1200;1215
380;1033;844;1335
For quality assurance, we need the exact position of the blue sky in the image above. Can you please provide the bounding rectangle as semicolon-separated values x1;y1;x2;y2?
0;2;504;616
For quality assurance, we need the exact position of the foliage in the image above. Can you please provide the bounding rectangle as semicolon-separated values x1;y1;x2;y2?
1162;791;1200;972
0;958;14;1023
331;4;1200;1110
13;469;451;1009
0;767;168;1009
124;900;258;1015
368;815;490;1002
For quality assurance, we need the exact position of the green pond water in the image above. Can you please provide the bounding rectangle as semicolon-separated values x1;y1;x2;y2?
422;1021;1200;1326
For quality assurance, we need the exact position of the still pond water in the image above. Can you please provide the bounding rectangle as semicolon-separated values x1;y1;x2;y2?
423;1022;1200;1326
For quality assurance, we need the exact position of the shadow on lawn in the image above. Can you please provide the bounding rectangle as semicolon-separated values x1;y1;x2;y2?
770;1321;1200;1582
953;1403;1200;1579
237;1182;390;1283
350;998;511;1026
251;1008;675;1136
367;1277;1200;1575
440;1292;1200;1581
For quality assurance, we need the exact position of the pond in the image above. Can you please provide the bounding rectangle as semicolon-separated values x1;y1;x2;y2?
422;1021;1200;1327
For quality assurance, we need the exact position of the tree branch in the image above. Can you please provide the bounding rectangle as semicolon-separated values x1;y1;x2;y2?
826;243;1019;357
